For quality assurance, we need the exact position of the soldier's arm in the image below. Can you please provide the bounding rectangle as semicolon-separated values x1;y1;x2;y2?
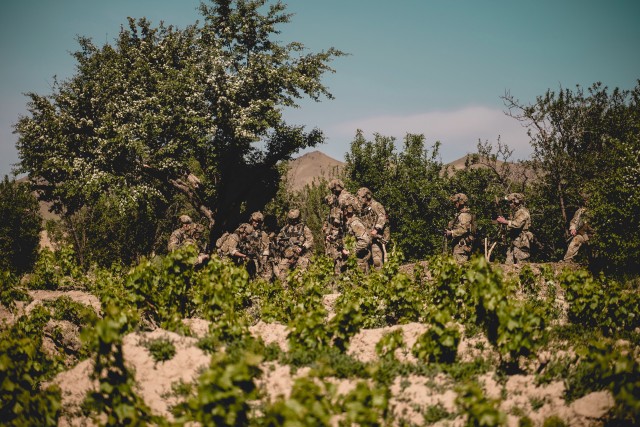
260;231;270;256
372;202;387;231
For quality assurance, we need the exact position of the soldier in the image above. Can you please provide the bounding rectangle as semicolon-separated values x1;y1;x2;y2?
322;194;347;274
168;215;206;251
328;179;359;211
342;202;371;273
563;194;591;262
248;211;274;280
168;214;209;265
445;193;475;263
275;209;314;281
217;223;256;270
497;193;533;264
356;187;389;269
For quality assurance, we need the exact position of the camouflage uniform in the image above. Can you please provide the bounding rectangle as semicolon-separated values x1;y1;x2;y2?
322;194;347;274
217;223;257;271
446;193;475;263
329;179;360;211
344;203;371;273
503;193;532;264
248;211;274;280
168;215;206;252
563;206;590;262
275;209;314;281
357;187;389;269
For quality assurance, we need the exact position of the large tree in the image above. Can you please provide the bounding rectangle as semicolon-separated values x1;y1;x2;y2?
15;0;343;252
504;82;640;272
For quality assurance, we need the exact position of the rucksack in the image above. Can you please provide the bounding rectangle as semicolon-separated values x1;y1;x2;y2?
215;231;230;249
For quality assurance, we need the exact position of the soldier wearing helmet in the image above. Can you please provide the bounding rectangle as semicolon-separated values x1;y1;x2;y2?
246;211;273;280
322;193;347;274
356;187;389;269
497;193;533;264
329;178;360;211
342;201;371;273
217;223;259;273
274;209;314;281
445;193;475;262
169;214;200;251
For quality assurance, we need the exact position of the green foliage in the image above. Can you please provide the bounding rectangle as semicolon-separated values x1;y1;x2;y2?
573;340;640;423
455;381;505;427
173;351;261;426
0;176;42;275
560;269;639;334
27;245;84;290
412;310;460;364
83;304;156;426
16;0;344;261
259;376;336;426
0;306;61;427
542;416;567;427
0;271;31;311
58;193;172;268
344;131;449;260
141;337;176;363
124;245;200;329
43;295;98;326
466;257;546;365
505;81;640;272
338;380;389;426
375;329;405;362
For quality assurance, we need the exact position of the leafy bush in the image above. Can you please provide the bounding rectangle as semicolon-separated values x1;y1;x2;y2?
455;381;505;426
174;352;262;426
259;376;336;426
83;304;155;426
560;269;639;334
141;337;176;363
0;306;61;426
412;310;460;364
0;176;42;275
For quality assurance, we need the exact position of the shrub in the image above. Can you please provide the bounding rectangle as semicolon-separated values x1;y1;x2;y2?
0;176;42;275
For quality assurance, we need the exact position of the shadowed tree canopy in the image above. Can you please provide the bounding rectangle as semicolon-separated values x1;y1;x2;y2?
15;0;343;239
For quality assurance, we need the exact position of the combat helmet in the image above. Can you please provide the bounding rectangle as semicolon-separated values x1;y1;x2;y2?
179;215;193;224
506;193;524;204
356;187;372;200
324;194;336;205
287;209;301;222
449;193;468;204
250;211;264;223
328;179;345;192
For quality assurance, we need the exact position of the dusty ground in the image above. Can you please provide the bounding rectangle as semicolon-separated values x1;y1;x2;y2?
7;277;614;427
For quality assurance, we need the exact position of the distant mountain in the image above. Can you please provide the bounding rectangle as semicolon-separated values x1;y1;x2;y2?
286;150;345;192
443;154;536;182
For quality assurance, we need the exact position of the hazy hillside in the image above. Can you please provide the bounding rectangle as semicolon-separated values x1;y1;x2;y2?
286;150;345;191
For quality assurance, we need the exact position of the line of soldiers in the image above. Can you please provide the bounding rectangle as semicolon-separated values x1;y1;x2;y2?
168;187;590;277
445;192;590;264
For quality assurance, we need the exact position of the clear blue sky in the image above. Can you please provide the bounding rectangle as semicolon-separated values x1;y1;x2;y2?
1;0;639;177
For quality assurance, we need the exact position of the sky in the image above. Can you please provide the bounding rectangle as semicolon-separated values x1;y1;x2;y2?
1;0;639;177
